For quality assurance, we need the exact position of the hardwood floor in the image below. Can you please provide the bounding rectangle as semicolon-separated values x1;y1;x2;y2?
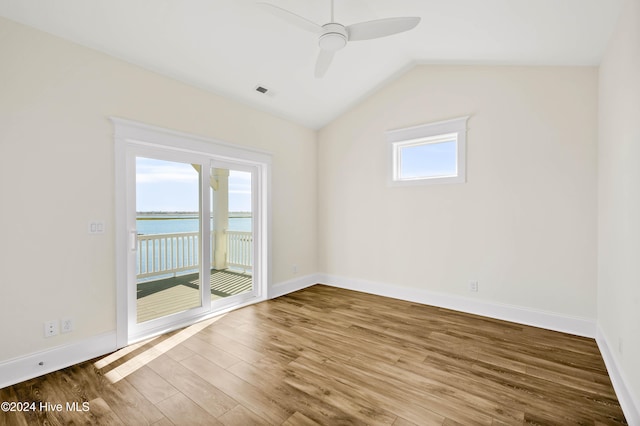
0;285;627;425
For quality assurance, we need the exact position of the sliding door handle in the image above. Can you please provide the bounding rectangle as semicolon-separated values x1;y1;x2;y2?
130;230;138;251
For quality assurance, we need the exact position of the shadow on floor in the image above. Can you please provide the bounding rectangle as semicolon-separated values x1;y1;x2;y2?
137;269;252;299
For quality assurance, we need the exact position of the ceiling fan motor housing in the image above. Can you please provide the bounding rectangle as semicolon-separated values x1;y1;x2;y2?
319;23;348;51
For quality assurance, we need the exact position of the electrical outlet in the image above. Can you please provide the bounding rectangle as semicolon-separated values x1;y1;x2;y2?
469;281;479;292
292;264;298;275
61;318;74;334
44;320;59;338
618;337;623;355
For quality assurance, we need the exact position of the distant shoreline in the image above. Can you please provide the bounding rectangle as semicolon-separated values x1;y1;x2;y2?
137;212;251;219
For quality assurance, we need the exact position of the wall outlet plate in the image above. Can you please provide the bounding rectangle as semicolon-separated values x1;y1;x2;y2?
44;320;59;338
88;221;105;234
61;318;74;333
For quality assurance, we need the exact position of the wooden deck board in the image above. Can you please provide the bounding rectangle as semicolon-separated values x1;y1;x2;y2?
0;285;627;425
137;269;252;323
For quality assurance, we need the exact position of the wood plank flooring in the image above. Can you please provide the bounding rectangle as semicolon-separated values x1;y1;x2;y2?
0;285;627;425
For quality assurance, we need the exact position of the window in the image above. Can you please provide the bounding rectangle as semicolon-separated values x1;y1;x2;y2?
387;116;469;186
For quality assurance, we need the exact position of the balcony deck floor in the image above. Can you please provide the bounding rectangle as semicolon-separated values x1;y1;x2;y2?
136;269;252;323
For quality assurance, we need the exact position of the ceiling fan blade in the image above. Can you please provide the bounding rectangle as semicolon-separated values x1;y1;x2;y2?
315;49;335;78
257;3;323;34
347;16;421;41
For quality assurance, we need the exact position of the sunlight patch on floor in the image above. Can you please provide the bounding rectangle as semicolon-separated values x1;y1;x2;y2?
100;315;225;383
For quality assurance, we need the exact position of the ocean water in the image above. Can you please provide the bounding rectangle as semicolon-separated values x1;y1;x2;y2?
137;216;251;235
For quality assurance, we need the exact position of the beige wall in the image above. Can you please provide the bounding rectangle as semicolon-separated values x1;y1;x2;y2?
318;65;598;319
0;17;317;361
598;0;640;407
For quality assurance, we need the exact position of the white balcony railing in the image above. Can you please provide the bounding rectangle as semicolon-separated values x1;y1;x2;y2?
137;230;252;279
226;231;253;273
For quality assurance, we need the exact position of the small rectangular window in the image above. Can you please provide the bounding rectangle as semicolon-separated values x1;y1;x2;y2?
387;116;469;186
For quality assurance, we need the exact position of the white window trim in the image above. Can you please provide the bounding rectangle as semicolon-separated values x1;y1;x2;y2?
386;116;469;186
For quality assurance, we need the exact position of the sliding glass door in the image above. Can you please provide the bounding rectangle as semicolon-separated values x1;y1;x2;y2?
114;118;269;346
120;144;263;343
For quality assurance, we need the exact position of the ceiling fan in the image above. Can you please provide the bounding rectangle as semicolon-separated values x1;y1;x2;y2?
258;0;421;78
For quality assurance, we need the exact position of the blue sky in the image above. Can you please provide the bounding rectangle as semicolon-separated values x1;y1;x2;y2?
400;140;457;179
136;157;252;212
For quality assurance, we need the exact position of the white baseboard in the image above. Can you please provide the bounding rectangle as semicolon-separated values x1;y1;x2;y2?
316;274;596;338
596;326;640;425
0;332;117;389
268;273;319;299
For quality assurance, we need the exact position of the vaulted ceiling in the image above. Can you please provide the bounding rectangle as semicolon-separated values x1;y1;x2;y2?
0;0;624;129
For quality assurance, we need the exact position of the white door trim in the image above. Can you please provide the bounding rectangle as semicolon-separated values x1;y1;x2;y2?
112;117;271;347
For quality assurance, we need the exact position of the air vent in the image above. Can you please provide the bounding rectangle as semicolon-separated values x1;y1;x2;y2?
255;86;268;94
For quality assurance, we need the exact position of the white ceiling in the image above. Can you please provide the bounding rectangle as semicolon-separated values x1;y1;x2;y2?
0;0;624;129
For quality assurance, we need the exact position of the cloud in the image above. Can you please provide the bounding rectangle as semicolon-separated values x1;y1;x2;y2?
136;158;199;184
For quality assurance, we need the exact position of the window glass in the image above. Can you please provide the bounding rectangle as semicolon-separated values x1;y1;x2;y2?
398;139;457;180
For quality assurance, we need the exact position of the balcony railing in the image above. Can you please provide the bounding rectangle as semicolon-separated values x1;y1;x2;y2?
226;231;252;272
136;230;252;279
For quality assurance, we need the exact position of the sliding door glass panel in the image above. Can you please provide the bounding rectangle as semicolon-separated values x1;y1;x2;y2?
135;157;203;323
210;166;254;303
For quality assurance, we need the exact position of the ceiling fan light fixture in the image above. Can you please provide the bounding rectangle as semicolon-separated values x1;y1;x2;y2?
319;23;347;51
